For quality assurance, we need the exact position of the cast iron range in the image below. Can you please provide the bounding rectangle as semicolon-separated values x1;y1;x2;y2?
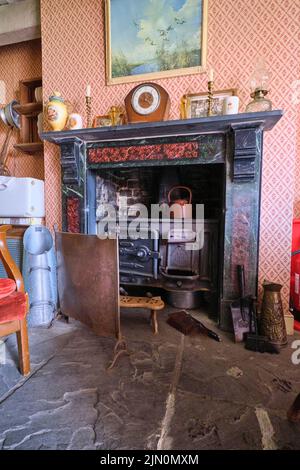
118;220;216;309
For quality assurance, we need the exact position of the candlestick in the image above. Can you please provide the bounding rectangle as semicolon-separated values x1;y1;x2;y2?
207;80;214;117
180;94;187;120
86;95;92;128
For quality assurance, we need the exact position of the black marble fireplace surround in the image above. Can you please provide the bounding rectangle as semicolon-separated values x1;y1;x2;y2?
42;111;282;330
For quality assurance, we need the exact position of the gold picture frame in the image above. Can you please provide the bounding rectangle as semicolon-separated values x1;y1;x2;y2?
184;88;238;118
93;113;126;128
105;0;208;85
93;115;113;128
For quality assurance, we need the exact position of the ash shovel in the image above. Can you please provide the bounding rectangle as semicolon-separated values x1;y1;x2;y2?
230;266;280;353
230;265;252;342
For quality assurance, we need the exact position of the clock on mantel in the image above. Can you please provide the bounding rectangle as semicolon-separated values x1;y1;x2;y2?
124;83;170;123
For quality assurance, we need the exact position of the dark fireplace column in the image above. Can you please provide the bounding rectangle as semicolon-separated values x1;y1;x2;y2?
59;140;86;234
220;123;263;329
41;112;282;331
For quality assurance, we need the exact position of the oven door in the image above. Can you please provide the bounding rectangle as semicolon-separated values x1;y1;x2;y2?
119;227;160;279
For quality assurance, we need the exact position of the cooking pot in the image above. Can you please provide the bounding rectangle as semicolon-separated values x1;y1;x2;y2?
168;186;192;219
164;288;203;309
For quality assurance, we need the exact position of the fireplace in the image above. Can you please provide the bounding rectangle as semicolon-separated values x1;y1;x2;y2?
92;164;223;313
42;111;282;330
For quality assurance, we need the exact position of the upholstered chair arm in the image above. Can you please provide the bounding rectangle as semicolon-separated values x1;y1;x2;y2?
0;225;24;293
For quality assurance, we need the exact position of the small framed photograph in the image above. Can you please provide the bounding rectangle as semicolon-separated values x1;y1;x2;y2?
92;113;126;128
185;89;238;118
93;115;113;127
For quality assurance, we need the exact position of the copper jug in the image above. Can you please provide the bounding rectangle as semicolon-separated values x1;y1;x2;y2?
168;186;192;219
260;281;287;348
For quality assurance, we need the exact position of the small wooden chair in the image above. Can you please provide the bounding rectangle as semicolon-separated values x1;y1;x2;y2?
0;225;30;375
120;295;165;334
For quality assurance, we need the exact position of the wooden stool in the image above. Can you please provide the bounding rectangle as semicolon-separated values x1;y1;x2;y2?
120;295;165;334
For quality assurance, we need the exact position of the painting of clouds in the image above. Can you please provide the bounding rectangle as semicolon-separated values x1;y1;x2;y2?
106;0;207;83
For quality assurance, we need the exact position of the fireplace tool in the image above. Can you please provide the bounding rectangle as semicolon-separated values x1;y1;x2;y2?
230;265;252;342
167;310;221;342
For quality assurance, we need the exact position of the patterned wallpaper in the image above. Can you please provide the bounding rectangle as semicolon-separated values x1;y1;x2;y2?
293;111;300;218
0;39;43;179
40;0;300;311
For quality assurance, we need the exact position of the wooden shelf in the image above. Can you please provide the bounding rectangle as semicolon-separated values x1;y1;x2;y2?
14;102;43;117
17;77;43;155
19;77;43;88
14;142;43;154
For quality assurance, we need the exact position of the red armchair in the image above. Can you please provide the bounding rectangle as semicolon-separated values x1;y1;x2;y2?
0;225;30;375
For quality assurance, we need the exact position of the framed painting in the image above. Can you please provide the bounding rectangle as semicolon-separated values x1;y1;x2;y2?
185;89;238;118
105;0;208;85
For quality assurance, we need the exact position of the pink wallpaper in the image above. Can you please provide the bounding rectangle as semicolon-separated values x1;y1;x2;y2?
0;39;43;179
40;0;300;311
293;111;300;218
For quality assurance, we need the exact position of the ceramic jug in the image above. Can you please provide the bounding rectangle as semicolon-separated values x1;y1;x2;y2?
260;281;287;348
67;113;83;130
46;92;68;131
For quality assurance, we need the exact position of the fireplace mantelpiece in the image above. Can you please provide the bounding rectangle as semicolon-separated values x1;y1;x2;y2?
42;111;283;330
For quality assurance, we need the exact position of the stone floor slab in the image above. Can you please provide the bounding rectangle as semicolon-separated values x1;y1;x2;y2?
0;309;299;450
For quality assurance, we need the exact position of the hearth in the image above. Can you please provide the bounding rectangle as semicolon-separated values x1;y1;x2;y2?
41;111;283;330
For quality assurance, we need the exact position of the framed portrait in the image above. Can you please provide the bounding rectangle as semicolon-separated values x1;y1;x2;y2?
105;0;208;85
185;89;238;118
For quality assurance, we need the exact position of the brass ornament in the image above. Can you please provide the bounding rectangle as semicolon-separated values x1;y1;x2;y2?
108;106;124;126
180;95;187;120
260;281;287;348
207;80;214;117
85;95;92;128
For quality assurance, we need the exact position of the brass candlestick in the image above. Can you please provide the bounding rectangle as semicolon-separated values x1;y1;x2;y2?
207;80;214;117
180;94;187;120
86;95;92;128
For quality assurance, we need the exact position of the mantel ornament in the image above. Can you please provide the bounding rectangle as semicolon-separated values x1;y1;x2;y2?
45;92;68;132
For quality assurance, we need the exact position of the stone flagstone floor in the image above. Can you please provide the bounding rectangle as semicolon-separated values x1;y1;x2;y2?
0;307;299;450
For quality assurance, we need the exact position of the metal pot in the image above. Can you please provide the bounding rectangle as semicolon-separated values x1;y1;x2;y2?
168;186;192;219
164;288;203;309
0;100;20;129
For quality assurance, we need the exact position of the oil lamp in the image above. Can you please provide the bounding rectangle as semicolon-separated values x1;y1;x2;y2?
246;58;272;113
